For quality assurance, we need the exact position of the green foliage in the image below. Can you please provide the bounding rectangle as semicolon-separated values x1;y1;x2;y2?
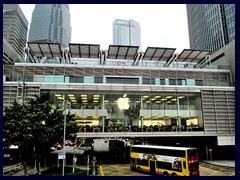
3;93;78;166
41;165;87;176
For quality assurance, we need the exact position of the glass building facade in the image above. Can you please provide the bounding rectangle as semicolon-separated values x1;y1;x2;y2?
3;4;28;59
28;4;71;48
113;19;141;51
186;4;235;54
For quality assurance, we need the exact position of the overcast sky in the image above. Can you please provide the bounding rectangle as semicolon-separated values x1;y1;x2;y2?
19;4;190;53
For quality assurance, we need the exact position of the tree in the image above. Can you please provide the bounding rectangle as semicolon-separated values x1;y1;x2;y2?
3;93;78;175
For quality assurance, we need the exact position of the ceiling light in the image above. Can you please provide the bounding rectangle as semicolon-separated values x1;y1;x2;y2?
55;94;62;97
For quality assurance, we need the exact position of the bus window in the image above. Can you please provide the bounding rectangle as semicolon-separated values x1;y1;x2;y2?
156;161;172;170
188;149;198;159
137;159;149;166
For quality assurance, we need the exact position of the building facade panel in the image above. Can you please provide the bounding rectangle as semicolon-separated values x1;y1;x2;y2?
3;4;28;59
113;19;141;50
28;4;71;48
186;4;235;54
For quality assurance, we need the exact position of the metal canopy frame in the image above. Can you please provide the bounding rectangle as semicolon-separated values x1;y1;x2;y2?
177;49;210;64
107;45;139;60
69;43;100;59
142;47;176;62
27;42;63;58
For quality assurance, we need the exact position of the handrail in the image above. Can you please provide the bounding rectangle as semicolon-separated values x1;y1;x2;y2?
3;163;23;175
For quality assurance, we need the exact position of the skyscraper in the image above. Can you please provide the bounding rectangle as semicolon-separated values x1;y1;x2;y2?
113;19;141;50
28;4;71;48
3;4;28;59
186;4;235;54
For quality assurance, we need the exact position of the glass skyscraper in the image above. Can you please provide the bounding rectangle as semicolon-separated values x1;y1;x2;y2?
28;4;71;48
3;4;28;59
113;19;141;51
186;4;235;54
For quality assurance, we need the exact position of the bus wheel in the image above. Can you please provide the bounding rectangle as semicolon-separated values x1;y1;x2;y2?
163;172;169;176
137;167;142;172
171;173;177;176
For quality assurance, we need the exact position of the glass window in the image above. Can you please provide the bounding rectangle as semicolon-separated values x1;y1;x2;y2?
186;79;195;86
155;78;160;85
142;78;151;85
160;79;165;85
156;161;173;170
106;77;139;84
169;79;176;85
177;79;186;85
195;80;203;86
24;76;34;82
44;76;64;83
137;159;149;166
94;77;103;83
69;77;84;83
84;76;94;83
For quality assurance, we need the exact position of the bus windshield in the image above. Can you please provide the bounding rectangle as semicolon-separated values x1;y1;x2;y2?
188;149;198;160
188;149;199;170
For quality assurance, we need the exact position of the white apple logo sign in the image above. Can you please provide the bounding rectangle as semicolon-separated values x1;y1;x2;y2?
117;97;130;110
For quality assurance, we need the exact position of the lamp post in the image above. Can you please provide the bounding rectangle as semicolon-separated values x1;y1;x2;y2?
73;135;76;173
62;94;67;176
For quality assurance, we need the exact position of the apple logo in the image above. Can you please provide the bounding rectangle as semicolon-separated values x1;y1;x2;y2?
117;97;130;110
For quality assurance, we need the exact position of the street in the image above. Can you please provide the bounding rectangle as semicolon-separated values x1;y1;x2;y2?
9;161;235;176
100;162;235;176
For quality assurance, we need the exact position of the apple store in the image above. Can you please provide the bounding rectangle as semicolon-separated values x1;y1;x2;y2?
47;91;203;132
3;43;235;134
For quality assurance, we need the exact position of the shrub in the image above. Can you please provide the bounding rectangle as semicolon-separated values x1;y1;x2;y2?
41;165;87;176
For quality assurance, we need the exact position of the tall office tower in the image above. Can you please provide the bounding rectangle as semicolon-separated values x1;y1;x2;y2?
186;4;235;54
28;4;71;48
3;4;28;59
113;19;141;50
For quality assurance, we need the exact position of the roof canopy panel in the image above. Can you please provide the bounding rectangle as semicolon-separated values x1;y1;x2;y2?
177;49;210;63
28;42;62;58
107;45;139;60
69;43;100;59
143;47;176;61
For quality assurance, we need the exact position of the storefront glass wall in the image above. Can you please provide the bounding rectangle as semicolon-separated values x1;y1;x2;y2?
47;91;203;132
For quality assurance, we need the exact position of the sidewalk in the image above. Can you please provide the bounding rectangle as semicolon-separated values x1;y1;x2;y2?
202;160;235;168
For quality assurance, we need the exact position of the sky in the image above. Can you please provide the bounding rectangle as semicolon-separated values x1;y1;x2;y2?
19;4;190;53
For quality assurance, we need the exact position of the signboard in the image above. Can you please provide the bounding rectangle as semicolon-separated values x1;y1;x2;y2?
4;154;10;157
58;152;65;159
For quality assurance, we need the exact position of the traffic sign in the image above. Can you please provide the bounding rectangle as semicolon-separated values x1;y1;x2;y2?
58;152;65;159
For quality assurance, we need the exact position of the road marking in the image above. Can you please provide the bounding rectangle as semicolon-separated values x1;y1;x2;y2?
100;165;104;176
209;169;223;176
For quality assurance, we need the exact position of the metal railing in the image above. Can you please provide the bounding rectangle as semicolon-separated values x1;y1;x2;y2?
3;163;23;175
